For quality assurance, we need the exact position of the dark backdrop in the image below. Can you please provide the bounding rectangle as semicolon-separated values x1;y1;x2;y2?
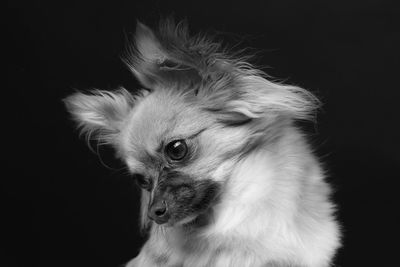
6;0;400;266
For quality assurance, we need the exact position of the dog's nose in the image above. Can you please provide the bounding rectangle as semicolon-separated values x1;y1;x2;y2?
148;200;169;224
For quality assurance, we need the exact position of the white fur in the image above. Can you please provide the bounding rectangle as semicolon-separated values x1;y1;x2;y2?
126;128;340;267
65;19;341;267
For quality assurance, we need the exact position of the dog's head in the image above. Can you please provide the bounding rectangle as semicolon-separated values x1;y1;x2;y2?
64;19;318;228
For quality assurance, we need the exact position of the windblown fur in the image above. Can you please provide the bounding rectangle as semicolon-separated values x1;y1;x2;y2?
64;19;341;267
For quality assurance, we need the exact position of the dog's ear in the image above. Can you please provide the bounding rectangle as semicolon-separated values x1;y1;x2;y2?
63;88;134;142
124;20;319;125
124;22;167;88
124;19;250;91
124;21;204;89
204;76;320;125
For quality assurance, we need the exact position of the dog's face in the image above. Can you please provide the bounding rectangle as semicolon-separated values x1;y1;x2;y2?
64;20;318;228
120;90;228;226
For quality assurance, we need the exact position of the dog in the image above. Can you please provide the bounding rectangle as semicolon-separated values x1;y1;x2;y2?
64;19;341;267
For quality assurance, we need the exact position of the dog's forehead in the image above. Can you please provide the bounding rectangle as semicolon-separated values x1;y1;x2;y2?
119;90;204;168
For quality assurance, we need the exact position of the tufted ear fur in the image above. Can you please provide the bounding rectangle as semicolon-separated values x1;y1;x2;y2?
124;19;319;125
63;88;135;144
123;19;233;89
124;22;168;88
203;75;321;125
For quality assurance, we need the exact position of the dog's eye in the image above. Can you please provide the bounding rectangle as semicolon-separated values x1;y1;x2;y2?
133;174;152;190
165;140;188;161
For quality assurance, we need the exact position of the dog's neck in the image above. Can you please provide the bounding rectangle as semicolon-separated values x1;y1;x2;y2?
145;126;339;266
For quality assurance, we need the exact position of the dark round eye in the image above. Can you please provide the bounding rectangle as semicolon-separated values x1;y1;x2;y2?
165;140;188;161
133;174;152;190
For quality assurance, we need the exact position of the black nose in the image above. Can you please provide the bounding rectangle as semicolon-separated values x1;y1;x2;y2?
148;200;169;224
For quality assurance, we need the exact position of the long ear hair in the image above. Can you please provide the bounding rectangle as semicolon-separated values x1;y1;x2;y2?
124;19;319;125
203;75;321;126
123;18;251;89
123;20;202;89
63;88;136;145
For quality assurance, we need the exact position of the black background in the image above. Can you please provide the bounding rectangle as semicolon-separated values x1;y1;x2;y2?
6;0;400;266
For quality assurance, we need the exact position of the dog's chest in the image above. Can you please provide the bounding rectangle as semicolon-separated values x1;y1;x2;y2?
159;231;221;267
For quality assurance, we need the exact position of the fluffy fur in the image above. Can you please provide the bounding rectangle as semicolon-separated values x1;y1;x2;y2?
64;19;341;267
